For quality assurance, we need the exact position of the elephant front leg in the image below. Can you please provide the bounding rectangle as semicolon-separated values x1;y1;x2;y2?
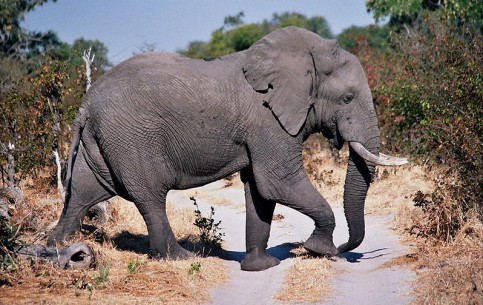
240;170;280;271
283;178;338;257
253;168;338;258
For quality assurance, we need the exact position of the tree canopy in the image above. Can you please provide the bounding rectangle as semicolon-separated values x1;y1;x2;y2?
366;0;483;31
0;0;58;58
179;12;333;59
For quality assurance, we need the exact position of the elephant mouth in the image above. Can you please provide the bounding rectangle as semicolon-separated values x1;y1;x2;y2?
349;142;408;166
322;122;344;150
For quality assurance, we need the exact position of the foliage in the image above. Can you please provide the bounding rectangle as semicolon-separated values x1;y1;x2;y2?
188;261;201;275
0;57;76;184
57;37;111;72
0;0;111;188
179;12;333;59
71;264;109;291
337;24;390;51
411;190;465;242
0;216;22;274
379;13;481;216
191;197;224;251
127;257;143;274
94;263;109;286
0;0;58;58
366;0;483;32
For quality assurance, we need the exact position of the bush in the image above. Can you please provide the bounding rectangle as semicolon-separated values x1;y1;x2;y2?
0;56;80;185
0;216;22;275
349;12;482;241
191;197;224;252
381;13;482;218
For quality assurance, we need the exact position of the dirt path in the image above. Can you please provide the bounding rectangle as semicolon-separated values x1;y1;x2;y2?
168;180;414;305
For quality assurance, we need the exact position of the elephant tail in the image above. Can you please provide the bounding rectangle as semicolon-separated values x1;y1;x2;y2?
64;106;88;196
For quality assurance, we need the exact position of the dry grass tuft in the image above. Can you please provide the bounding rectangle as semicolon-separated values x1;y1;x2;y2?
0;192;227;304
405;217;483;305
274;246;334;303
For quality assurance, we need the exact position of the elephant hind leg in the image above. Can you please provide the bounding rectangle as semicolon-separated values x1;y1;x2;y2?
48;147;114;246
132;192;192;259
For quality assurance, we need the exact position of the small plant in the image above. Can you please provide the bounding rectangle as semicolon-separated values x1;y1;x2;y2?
127;257;143;274
94;264;109;287
72;272;94;291
191;197;224;251
0;216;22;273
410;189;464;243
188;261;201;275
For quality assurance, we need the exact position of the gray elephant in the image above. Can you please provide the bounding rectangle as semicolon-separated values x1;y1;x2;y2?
48;27;406;271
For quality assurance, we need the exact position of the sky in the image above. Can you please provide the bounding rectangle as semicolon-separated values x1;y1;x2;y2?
23;0;376;64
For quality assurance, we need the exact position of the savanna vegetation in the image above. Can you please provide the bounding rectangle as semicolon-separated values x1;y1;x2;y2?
1;0;481;304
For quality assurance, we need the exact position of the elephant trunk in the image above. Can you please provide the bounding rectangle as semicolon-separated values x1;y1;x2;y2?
337;133;379;253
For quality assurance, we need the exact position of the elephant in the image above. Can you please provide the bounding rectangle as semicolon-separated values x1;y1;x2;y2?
48;26;406;271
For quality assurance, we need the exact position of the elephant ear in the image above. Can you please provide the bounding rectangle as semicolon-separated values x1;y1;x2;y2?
243;26;339;136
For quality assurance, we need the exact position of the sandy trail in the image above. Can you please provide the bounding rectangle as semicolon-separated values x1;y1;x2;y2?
168;180;414;305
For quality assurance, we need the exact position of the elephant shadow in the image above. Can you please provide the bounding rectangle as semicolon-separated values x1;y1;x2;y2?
217;242;300;263
108;232;392;265
110;231;299;263
338;248;390;263
110;231;151;254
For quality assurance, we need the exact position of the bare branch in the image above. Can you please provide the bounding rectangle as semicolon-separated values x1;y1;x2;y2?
82;47;95;92
53;150;65;199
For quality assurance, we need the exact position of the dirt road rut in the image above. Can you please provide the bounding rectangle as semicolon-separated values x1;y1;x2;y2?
168;180;414;305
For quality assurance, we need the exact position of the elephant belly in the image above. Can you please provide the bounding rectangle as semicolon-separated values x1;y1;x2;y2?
165;137;249;190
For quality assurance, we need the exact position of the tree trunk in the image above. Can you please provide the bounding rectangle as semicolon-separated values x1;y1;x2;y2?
6;142;15;188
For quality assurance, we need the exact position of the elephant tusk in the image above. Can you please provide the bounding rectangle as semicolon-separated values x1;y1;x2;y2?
349;142;408;166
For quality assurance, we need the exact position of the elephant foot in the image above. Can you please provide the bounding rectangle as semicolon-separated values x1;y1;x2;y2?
241;248;280;271
304;232;337;257
47;225;77;247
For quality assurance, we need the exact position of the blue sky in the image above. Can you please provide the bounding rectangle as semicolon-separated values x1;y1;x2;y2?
23;0;376;64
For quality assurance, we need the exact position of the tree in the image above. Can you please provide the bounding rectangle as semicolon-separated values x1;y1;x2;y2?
362;0;483;224
0;57;72;187
337;25;390;51
0;0;58;58
179;12;333;59
70;38;111;70
0;0;110;194
271;12;333;38
366;0;483;32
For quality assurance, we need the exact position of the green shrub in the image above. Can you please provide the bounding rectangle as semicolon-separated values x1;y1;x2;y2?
191;197;224;252
0;217;22;274
344;11;482;241
383;14;481;217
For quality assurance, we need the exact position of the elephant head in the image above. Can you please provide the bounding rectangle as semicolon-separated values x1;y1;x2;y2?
243;27;406;253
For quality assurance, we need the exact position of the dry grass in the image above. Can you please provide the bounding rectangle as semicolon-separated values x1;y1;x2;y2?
366;164;482;304
303;138;483;304
274;246;334;303
0;193;227;305
379;216;483;305
367;165;434;234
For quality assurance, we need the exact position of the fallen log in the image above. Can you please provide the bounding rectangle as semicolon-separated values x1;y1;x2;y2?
14;243;95;269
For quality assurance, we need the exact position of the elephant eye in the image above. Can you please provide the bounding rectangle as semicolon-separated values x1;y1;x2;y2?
343;93;354;104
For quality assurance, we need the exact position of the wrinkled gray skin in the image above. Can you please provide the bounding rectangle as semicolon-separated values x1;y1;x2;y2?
48;27;395;271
